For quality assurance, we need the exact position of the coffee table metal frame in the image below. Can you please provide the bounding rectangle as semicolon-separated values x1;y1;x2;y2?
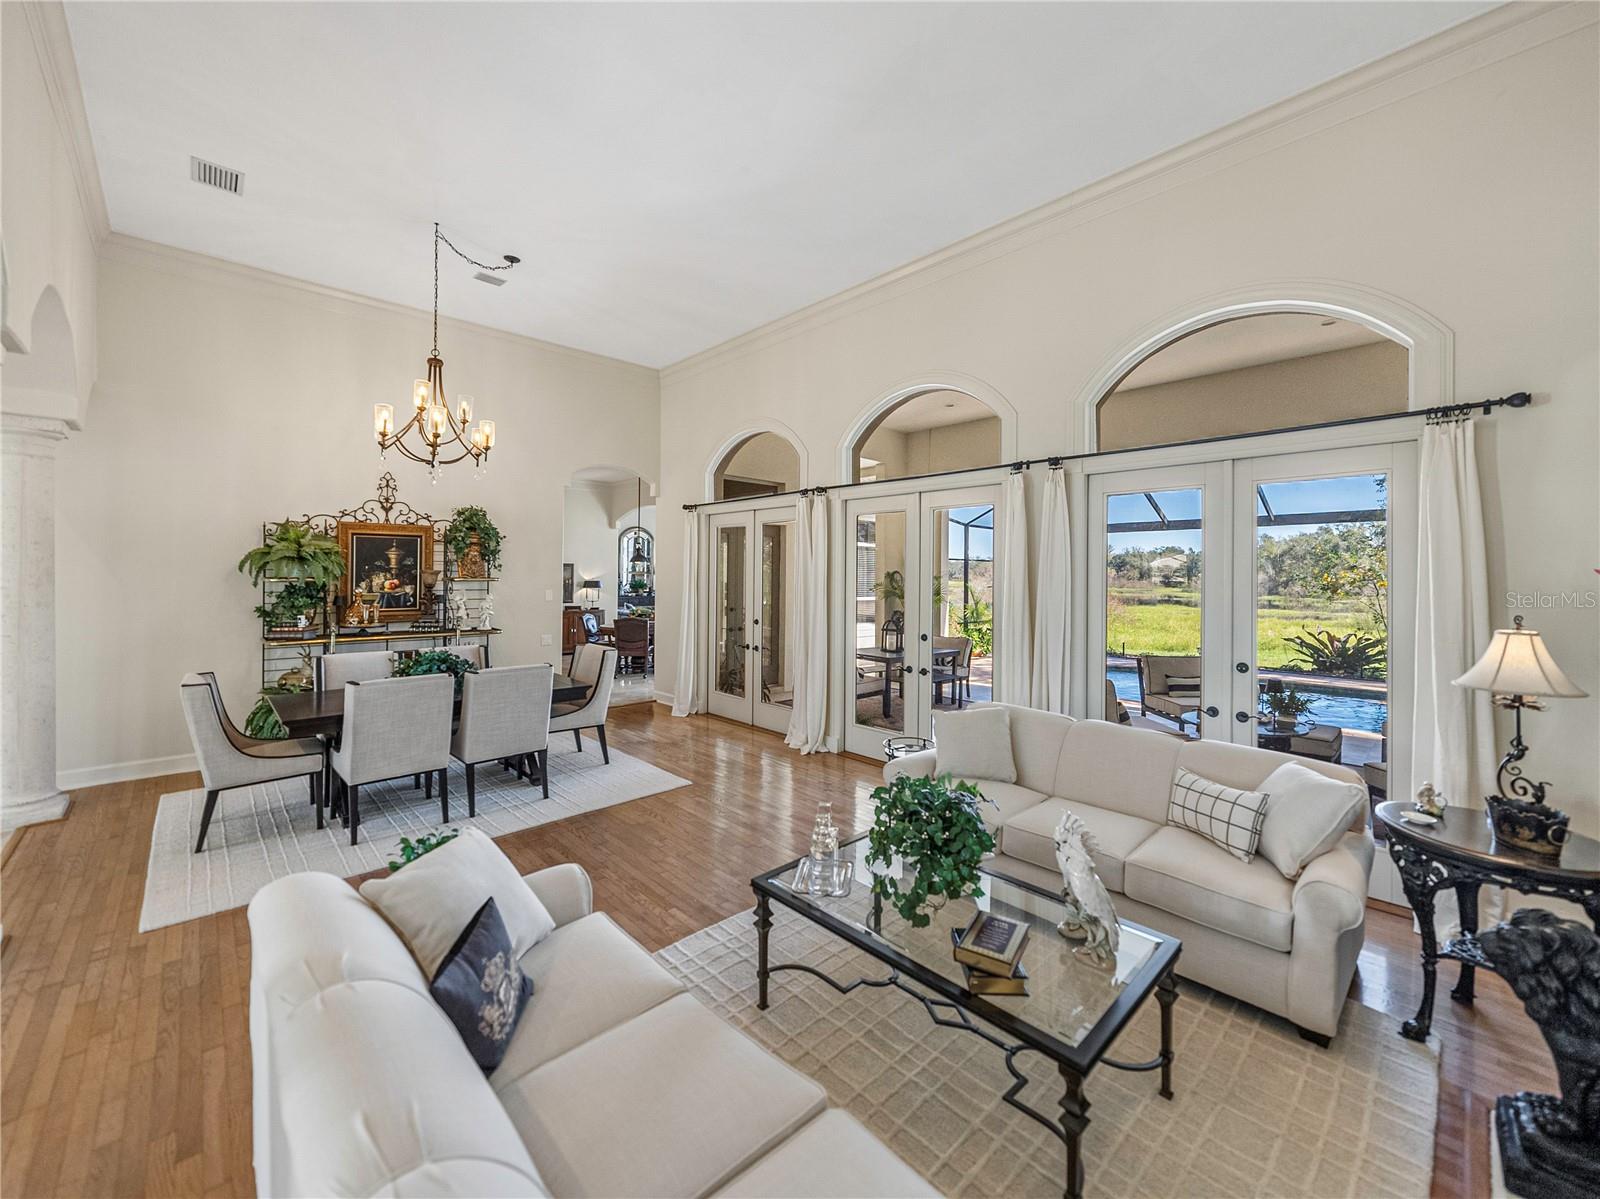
751;840;1181;1199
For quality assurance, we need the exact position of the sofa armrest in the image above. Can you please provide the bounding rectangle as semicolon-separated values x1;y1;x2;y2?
1291;831;1372;934
523;863;594;927
882;749;937;785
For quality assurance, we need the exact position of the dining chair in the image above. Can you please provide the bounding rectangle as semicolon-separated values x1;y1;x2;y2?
615;617;650;674
550;646;617;763
581;611;615;646
450;664;554;809
932;635;971;708
444;643;487;669
315;649;393;691
329;673;453;846
179;673;325;853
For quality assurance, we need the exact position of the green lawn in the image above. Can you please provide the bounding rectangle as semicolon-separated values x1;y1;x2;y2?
1106;588;1383;669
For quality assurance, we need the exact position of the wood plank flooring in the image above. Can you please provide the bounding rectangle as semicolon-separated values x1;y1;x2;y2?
1;705;1553;1198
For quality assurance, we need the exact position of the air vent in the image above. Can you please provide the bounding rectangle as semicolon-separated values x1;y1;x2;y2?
190;156;243;195
473;271;508;287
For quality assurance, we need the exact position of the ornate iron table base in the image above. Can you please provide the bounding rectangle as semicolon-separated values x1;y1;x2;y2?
754;894;1177;1199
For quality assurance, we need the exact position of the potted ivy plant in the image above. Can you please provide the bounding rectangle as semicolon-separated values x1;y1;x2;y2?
392;649;479;696
865;772;996;928
446;506;504;577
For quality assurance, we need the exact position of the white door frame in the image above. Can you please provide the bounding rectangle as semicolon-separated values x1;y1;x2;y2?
702;499;798;731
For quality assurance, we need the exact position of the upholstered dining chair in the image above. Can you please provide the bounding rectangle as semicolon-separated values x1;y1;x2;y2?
550;646;617;763
450;664;554;809
445;643;487;669
179;673;325;853
614;617;651;674
315;649;393;691
329;673;453;846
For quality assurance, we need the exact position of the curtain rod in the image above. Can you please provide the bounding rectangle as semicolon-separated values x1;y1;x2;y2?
682;391;1530;511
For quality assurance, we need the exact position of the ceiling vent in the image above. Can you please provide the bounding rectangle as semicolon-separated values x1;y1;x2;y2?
473;271;508;287
190;156;243;195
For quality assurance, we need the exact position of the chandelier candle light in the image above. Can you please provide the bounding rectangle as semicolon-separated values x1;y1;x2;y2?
374;223;518;481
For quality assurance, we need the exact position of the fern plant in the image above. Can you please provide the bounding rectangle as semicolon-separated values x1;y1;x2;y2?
238;522;346;586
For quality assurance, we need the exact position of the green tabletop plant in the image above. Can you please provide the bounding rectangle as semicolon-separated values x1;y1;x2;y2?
392;649;479;695
866;772;996;927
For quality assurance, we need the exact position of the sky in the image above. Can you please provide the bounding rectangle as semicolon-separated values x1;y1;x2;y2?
1105;473;1385;553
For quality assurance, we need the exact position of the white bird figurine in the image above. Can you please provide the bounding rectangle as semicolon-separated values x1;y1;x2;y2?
1053;811;1120;969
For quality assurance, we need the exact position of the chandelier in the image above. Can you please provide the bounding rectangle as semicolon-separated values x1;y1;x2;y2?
373;223;519;480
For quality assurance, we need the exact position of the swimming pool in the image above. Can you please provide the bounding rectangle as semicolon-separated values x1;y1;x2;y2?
1106;667;1387;734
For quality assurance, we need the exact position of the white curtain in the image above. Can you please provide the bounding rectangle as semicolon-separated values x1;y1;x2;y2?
1031;464;1072;713
670;511;702;717
1411;418;1497;934
993;469;1032;705
785;492;830;753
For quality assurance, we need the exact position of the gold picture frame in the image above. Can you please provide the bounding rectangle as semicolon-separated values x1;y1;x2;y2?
337;521;434;625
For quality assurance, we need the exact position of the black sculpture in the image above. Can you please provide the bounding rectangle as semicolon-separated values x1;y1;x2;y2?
1476;909;1600;1199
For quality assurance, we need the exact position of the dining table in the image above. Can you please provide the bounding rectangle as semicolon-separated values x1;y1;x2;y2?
268;673;590;826
854;645;962;718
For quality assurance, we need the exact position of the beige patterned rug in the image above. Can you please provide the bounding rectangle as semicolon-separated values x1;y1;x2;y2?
658;907;1439;1199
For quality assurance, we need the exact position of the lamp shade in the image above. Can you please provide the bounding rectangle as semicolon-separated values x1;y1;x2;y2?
1452;618;1588;699
580;579;601;592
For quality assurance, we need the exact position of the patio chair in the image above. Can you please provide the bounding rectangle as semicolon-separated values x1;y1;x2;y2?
932;635;970;708
1137;655;1203;733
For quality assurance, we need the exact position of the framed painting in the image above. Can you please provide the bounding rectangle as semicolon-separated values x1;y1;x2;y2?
337;521;435;624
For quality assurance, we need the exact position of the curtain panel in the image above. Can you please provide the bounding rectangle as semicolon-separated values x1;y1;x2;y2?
993;469;1032;705
670;512;702;717
1031;465;1072;713
785;493;830;753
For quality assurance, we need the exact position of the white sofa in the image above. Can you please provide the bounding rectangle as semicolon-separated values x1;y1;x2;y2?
886;704;1374;1043
248;865;937;1198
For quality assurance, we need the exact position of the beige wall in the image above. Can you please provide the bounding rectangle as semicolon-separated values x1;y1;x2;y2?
717;431;800;495
657;11;1600;830
859;412;1001;480
1100;340;1408;451
57;238;658;780
1;1;103;423
562;480;655;616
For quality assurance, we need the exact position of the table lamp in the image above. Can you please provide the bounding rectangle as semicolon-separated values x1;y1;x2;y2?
1453;615;1588;855
580;579;601;608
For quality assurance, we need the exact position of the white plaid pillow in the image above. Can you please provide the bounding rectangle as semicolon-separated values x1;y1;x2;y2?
1167;768;1270;862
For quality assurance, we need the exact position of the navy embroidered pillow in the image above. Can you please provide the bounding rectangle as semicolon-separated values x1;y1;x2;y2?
428;897;533;1071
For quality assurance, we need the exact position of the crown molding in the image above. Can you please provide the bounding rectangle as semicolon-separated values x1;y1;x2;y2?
99;233;659;378
662;1;1594;385
20;2;110;244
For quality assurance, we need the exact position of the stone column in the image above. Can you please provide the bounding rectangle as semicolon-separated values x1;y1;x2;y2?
2;413;71;830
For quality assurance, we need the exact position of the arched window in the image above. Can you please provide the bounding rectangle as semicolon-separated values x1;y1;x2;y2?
850;389;1001;483
1095;313;1408;451
712;432;802;500
618;525;653;599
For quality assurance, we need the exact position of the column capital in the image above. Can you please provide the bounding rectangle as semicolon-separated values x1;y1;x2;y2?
0;411;73;449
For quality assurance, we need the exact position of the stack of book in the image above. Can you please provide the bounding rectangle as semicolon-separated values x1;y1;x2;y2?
951;911;1030;995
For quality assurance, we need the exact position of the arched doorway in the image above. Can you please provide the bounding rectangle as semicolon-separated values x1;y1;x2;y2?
1080;306;1417;853
562;466;656;704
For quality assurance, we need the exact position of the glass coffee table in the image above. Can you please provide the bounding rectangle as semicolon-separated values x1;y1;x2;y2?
752;836;1181;1199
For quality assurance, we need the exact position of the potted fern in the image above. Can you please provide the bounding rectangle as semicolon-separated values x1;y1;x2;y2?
239;522;347;642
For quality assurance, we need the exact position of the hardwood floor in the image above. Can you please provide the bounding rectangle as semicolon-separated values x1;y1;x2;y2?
1;704;1553;1198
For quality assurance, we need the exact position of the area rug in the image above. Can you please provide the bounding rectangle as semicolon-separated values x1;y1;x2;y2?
658;907;1440;1199
139;740;689;932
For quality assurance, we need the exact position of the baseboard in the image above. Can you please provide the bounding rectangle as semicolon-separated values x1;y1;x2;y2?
58;753;197;792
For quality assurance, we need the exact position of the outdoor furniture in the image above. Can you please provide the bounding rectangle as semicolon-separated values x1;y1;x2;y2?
933;635;971;708
1137;655;1203;733
855;646;962;718
1257;722;1344;763
179;673;324;853
329;674;453;846
1105;677;1131;723
450;664;554;809
550;646;617;763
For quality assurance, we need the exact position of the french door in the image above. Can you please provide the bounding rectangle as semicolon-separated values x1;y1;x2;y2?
1088;443;1413;788
706;506;798;733
843;484;1001;758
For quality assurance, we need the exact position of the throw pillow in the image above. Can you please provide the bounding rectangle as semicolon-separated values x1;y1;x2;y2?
429;897;534;1072
933;706;1017;784
1165;675;1201;696
1167;768;1270;863
360;827;556;977
1256;761;1368;879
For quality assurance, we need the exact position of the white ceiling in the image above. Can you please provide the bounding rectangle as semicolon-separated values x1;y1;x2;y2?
1115;314;1390;390
64;2;1491;368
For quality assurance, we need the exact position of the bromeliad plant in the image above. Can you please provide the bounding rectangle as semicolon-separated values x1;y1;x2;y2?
1284;627;1388;679
392;649;479;695
866;772;996;928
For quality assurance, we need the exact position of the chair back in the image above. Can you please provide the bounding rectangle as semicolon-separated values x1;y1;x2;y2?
452;665;553;763
317;650;393;691
446;644;487;669
570;647;617;719
582;611;602;640
615;617;650;657
571;643;605;690
1104;678;1130;724
1139;655;1201;697
339;674;452;786
180;673;239;788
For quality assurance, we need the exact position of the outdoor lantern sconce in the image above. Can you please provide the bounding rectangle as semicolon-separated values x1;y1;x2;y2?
881;611;905;654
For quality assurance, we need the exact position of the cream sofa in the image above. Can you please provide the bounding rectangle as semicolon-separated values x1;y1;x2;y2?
249;866;937;1198
886;704;1374;1043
